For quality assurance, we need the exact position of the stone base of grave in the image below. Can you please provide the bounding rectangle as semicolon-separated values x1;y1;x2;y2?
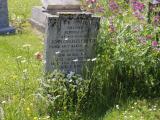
30;6;82;33
0;26;15;35
30;6;49;33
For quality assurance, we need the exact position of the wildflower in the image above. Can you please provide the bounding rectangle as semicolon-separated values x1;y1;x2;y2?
153;0;160;4
26;107;30;111
21;60;26;63
46;116;50;119
86;0;96;4
22;44;31;48
55;51;60;55
0;107;4;120
109;24;115;32
146;34;152;40
153;15;160;25
12;75;18;79
34;52;43;61
16;56;22;59
133;11;144;20
65;37;68;41
91;58;97;61
109;0;119;12
152;40;158;47
87;59;91;61
131;0;144;12
97;6;105;13
130;115;133;118
33;117;38;120
23;69;27;73
116;105;119;109
73;59;78;62
1;101;6;104
108;17;116;32
42;60;46;64
134;102;137;105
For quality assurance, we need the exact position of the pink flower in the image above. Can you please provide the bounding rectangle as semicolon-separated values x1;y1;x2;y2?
109;0;119;12
152;41;158;47
91;0;96;3
97;6;105;13
131;0;145;11
133;11;144;20
153;15;160;25
108;16;116;32
35;52;43;61
86;0;96;3
146;35;153;40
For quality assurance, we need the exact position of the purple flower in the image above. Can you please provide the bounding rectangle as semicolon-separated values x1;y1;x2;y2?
152;41;158;47
109;0;119;12
153;15;160;25
86;0;97;4
97;6;105;13
131;0;145;11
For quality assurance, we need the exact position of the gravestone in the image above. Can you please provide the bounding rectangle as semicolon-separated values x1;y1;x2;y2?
30;0;81;33
45;13;100;73
30;0;100;74
0;0;15;34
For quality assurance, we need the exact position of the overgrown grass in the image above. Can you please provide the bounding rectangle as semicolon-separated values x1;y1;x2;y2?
0;0;159;120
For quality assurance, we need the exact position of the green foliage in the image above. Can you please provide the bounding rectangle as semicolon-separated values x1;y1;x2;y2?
103;99;160;120
0;0;160;119
8;0;40;32
36;71;90;119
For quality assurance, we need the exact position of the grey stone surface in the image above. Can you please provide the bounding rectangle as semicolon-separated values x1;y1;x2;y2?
45;13;100;74
0;0;15;34
41;0;81;10
30;6;81;33
30;7;49;33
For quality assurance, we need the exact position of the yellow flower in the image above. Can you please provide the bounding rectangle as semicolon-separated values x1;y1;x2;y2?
26;107;30;111
11;75;18;80
22;44;31;48
33;117;38;120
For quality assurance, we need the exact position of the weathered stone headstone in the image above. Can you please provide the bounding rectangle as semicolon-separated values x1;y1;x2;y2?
0;0;15;34
45;13;100;73
30;0;100;74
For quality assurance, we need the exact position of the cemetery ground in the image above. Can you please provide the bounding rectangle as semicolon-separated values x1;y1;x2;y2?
0;0;160;120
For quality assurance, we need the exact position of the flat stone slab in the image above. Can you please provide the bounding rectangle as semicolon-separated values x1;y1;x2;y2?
41;0;81;10
30;6;82;33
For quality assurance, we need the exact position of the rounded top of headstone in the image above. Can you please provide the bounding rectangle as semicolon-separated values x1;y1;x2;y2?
41;0;81;10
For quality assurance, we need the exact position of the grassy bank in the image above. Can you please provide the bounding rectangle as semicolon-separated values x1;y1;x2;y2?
0;0;159;119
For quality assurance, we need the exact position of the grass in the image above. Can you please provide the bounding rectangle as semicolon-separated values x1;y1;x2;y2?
0;0;159;119
103;99;160;120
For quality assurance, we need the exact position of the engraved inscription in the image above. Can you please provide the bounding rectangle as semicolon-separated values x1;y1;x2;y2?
45;14;100;73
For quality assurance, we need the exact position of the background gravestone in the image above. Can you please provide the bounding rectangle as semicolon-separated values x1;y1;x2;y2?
30;0;82;33
0;0;15;34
